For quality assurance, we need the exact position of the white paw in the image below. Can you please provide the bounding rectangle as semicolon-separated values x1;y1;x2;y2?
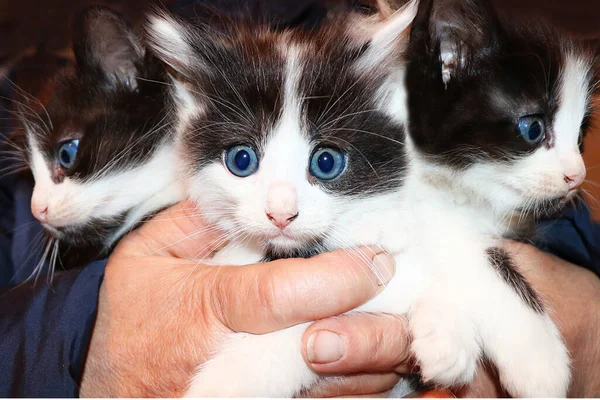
186;326;317;397
409;302;481;387
495;315;570;397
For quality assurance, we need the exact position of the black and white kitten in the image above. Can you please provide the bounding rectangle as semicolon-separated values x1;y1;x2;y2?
147;0;595;396
21;7;184;268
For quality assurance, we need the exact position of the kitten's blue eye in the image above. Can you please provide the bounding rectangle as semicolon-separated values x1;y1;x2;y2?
310;148;346;181
518;116;546;145
225;145;259;177
57;139;79;169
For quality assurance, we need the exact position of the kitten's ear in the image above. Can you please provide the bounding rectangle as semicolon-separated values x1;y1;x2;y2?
73;6;145;91
411;0;500;85
145;11;205;80
356;0;419;68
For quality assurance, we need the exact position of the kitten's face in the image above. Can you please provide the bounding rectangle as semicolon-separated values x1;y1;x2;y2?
406;0;596;217
24;7;173;246
148;11;414;257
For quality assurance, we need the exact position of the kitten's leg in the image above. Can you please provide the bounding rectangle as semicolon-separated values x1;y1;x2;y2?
185;323;317;397
476;248;570;397
408;281;482;387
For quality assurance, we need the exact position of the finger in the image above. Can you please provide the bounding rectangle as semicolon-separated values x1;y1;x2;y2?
208;247;396;334
120;200;225;259
302;313;413;374
300;373;400;398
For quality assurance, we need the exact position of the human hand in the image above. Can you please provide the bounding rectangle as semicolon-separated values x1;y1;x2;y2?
79;200;395;397
301;241;600;398
457;241;600;397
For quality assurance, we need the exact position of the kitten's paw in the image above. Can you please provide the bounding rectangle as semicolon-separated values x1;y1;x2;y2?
495;316;570;397
409;303;481;387
185;328;317;397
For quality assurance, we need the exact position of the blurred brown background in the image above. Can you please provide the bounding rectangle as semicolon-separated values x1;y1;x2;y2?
2;0;600;218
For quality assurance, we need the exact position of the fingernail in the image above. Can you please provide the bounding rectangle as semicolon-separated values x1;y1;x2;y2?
306;330;345;364
372;252;395;286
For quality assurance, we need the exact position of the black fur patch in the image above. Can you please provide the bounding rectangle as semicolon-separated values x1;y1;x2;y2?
25;7;174;184
262;240;325;262
21;7;175;267
153;14;407;198
486;247;544;314
405;0;594;169
298;36;407;196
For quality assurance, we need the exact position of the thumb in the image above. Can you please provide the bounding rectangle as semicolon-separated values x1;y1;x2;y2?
119;200;226;260
206;247;396;334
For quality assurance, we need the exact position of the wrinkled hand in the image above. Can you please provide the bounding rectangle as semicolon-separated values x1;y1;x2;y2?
301;312;414;397
79;201;395;397
300;241;600;398
459;241;600;397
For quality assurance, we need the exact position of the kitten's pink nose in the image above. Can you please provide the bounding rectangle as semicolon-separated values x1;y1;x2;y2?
266;212;299;230
564;172;585;190
266;184;298;230
32;204;48;223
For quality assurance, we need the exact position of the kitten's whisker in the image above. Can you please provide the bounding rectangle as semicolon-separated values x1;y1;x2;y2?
324;127;404;147
2;97;51;133
320;108;379;130
316;78;363;126
28;238;54;286
3;76;53;131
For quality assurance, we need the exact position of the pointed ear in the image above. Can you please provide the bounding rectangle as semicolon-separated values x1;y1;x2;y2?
411;0;500;85
73;7;144;91
356;0;419;69
145;11;205;81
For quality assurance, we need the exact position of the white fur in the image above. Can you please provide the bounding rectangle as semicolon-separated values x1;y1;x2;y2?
146;14;197;73
180;14;591;400
356;0;418;71
29;139;184;247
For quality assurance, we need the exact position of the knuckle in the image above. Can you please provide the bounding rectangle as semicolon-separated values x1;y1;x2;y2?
366;314;411;367
202;267;231;327
256;269;290;324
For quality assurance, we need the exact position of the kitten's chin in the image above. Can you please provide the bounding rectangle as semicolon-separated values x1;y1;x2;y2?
262;234;324;261
41;223;64;239
267;235;306;252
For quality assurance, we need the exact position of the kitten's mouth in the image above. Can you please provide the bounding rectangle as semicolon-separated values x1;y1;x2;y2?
42;223;64;238
260;230;324;260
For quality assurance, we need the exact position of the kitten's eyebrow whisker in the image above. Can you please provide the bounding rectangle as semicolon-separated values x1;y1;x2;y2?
316;77;363;126
320;108;379;130
324;127;404;147
1;96;51;134
3;76;53;131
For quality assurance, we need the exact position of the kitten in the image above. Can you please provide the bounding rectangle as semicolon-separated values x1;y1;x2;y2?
146;4;415;396
147;0;596;396
19;7;185;270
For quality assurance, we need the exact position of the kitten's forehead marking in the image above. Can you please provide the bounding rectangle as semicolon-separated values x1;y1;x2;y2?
553;53;592;152
281;44;303;123
262;44;309;182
